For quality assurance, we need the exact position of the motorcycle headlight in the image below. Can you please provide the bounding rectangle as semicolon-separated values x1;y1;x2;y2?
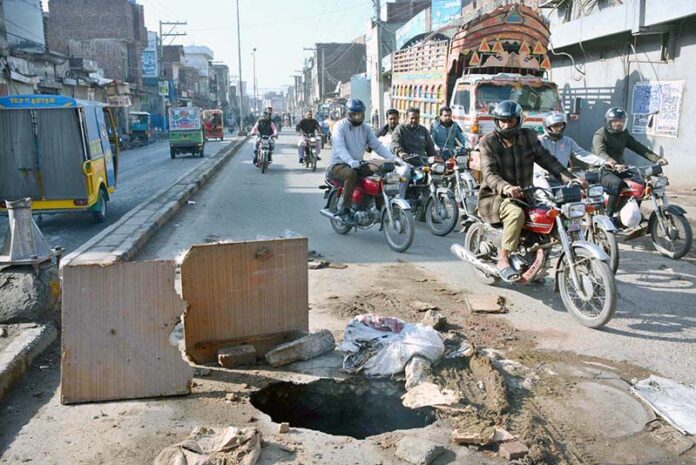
652;176;669;188
563;202;586;219
432;163;446;175
588;185;604;198
310;137;316;143
385;172;401;184
456;155;468;167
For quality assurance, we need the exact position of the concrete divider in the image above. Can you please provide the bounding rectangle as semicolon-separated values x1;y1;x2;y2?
62;136;249;267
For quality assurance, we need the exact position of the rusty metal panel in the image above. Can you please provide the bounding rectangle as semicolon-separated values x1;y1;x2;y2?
179;238;309;364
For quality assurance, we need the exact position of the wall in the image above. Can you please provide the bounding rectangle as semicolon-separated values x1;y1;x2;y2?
68;39;132;82
549;15;696;189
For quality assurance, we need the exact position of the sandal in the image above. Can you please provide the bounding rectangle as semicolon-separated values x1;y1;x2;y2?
497;266;520;283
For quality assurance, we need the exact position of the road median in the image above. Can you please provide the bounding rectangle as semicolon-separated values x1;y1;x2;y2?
62;136;249;267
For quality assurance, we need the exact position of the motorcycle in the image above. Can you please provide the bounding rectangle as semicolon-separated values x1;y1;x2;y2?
402;154;459;236
442;148;479;230
576;182;620;273
589;164;692;259
452;184;617;328
256;135;272;174
302;133;319;172
319;161;415;253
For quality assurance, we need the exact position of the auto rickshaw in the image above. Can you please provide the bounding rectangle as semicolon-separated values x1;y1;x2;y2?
129;111;151;145
169;107;205;158
202;109;224;141
0;95;119;222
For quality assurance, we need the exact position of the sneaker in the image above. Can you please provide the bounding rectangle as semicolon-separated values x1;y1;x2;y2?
317;156;322;161
299;157;304;164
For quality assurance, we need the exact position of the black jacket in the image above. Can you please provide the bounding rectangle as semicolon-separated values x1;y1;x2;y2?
591;127;661;164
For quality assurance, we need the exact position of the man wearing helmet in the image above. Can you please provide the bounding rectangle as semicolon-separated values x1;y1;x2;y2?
592;107;668;217
327;99;399;225
535;111;616;189
479;101;584;282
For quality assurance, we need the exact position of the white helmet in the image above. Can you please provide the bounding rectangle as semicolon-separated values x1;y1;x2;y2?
543;112;567;141
619;198;641;228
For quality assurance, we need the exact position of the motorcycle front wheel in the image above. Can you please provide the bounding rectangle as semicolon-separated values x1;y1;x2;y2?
649;211;693;259
382;205;415;253
311;152;318;172
463;222;499;285
586;226;620;273
558;248;616;328
425;194;459;236
327;190;352;235
261;151;268;174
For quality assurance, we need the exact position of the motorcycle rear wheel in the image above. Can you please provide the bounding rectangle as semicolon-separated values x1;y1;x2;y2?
382;205;415;253
327;190;352;235
425;194;459;236
463;222;499;285
559;248;616;328
649;211;692;259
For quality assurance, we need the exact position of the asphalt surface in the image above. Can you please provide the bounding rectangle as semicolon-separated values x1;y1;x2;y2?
139;131;696;384
0;137;230;254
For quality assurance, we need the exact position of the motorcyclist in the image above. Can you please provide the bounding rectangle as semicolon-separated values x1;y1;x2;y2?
430;106;470;156
327;98;400;225
479;101;584;283
295;110;323;163
391;107;439;199
250;110;278;166
377;109;400;137
592;107;668;217
534;111;617;190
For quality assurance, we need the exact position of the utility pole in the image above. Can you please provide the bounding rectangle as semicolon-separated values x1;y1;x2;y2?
158;21;186;130
252;48;258;115
373;0;384;127
235;0;246;135
303;46;323;105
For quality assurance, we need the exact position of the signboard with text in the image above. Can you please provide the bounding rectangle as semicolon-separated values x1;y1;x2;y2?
396;9;430;50
431;0;462;31
630;80;684;137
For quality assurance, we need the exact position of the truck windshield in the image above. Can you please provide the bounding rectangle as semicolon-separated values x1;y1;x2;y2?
476;83;561;113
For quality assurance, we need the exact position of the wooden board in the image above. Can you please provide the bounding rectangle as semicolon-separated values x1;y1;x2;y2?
179;238;309;364
61;261;192;404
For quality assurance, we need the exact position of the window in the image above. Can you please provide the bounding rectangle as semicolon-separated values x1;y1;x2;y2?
475;83;561;112
453;84;471;113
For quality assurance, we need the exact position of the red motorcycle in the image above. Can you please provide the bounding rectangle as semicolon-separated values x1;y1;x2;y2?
319;161;415;253
591;164;692;259
452;184;617;328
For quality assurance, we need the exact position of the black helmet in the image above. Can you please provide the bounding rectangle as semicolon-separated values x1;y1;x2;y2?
543;111;567;141
346;99;366;126
605;107;627;134
491;100;523;139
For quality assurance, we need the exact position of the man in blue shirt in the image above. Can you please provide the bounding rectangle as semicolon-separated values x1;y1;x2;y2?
430;106;469;155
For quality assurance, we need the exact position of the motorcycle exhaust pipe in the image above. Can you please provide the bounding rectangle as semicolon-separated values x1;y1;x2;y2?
320;208;339;220
450;244;499;276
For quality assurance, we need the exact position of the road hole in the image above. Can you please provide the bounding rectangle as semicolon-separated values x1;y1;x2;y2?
250;378;435;439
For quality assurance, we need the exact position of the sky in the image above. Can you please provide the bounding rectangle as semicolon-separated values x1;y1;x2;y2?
137;0;375;92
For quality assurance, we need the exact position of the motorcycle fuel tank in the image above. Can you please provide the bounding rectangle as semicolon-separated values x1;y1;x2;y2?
624;178;645;198
358;178;381;196
524;207;555;234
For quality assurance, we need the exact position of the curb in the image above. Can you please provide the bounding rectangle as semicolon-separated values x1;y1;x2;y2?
0;324;57;400
61;136;249;267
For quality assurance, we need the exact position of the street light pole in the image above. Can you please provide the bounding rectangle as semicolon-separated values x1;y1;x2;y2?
235;0;246;135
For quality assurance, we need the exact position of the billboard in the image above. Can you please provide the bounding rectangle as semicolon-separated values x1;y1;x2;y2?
142;31;158;79
396;9;431;50
431;0;462;31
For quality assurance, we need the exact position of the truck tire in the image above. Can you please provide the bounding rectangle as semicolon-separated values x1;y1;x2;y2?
170;148;176;159
92;188;108;223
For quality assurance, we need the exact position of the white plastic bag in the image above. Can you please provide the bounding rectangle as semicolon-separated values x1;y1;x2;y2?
620;198;642;228
338;314;445;377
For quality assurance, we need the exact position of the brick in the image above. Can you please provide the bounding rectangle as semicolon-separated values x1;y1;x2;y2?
264;330;335;367
217;345;257;368
467;294;507;314
499;440;529;460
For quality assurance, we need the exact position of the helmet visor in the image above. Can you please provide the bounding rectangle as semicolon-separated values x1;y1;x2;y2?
348;111;365;125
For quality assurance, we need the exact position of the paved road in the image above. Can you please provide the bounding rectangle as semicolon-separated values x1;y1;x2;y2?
139;131;696;383
0;137;231;254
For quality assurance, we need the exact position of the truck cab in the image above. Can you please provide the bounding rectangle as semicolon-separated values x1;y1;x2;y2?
450;73;563;147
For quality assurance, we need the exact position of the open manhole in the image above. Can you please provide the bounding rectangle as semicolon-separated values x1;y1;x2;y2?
250;378;436;439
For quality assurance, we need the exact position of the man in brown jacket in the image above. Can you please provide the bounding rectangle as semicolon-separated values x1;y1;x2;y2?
479;101;584;282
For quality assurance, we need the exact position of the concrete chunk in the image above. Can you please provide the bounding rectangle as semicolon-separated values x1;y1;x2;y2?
395;437;446;465
264;330;335;367
420;310;447;331
218;345;257;368
499;440;529;460
467;294;507;314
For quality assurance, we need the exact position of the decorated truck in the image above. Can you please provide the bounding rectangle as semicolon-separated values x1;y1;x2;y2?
390;4;581;170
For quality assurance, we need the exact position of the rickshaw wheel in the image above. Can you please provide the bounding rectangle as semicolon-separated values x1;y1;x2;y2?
170;148;176;159
92;189;108;223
